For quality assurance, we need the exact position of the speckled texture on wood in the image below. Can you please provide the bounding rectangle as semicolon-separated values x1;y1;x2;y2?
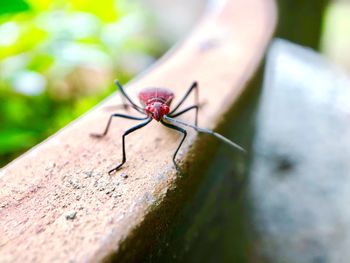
0;0;276;262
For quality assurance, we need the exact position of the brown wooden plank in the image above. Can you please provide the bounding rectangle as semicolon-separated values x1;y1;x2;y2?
0;0;276;262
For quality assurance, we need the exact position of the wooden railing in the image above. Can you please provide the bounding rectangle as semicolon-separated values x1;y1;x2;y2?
0;0;276;262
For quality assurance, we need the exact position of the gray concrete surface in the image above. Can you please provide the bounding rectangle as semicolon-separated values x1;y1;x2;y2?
250;38;350;263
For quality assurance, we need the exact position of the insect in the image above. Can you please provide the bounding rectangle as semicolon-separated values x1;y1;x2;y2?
91;80;245;175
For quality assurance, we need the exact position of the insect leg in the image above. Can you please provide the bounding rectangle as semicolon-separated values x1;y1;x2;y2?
160;119;187;171
114;80;145;114
168;105;198;126
109;118;152;174
120;92;144;113
90;114;148;138
169;81;198;115
102;104;134;112
164;115;246;153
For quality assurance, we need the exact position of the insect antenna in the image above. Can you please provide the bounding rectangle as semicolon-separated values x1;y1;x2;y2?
163;115;246;153
114;80;146;115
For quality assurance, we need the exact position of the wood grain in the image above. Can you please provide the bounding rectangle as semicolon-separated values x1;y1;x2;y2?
0;0;276;262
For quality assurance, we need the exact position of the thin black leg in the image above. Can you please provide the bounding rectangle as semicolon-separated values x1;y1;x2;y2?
115;80;145;114
120;95;142;113
120;91;130;111
169;81;198;115
109;118;152;174
91;114;148;138
160;119;187;171
103;104;134;112
168;105;198;126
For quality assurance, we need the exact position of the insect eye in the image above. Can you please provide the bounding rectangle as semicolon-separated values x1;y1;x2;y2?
162;105;170;115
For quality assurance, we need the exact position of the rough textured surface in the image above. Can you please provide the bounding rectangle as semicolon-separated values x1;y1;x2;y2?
250;39;350;263
0;0;276;262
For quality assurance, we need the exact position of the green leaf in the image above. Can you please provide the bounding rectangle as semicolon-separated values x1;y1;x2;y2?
0;0;30;16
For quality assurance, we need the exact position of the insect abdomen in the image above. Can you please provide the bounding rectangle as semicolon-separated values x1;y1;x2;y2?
138;88;174;106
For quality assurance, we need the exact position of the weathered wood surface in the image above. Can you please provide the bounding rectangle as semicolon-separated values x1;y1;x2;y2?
250;39;350;263
0;0;276;262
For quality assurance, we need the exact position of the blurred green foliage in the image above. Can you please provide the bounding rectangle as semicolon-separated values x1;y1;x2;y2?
0;0;30;15
0;0;167;167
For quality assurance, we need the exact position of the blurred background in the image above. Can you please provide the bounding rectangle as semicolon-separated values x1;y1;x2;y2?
0;0;168;166
0;0;350;167
0;0;203;167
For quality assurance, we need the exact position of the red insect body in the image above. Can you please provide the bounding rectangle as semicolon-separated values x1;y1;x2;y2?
91;81;245;175
138;88;175;121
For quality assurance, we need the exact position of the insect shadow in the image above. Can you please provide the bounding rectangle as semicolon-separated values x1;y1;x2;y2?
91;80;245;175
